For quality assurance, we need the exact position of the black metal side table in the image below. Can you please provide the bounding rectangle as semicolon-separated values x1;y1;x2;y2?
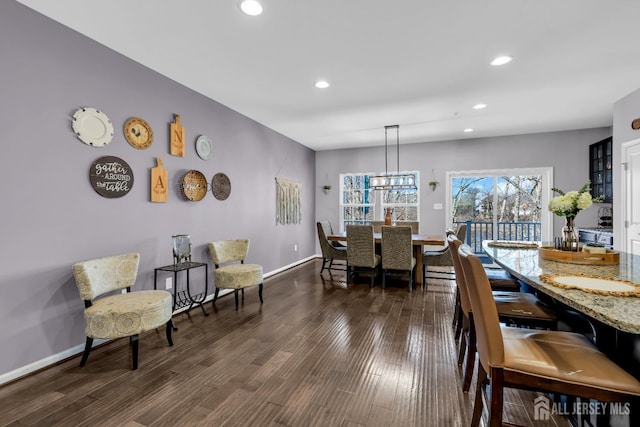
154;261;209;330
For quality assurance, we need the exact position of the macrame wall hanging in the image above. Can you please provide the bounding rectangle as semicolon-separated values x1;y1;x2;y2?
275;178;302;225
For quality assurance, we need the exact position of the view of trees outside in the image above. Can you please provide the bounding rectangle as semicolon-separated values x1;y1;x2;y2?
452;175;543;249
340;173;419;229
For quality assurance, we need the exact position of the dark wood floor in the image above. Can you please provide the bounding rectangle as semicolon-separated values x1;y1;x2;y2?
0;260;568;426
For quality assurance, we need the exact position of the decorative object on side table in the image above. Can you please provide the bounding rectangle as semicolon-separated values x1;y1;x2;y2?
548;180;602;251
172;234;191;264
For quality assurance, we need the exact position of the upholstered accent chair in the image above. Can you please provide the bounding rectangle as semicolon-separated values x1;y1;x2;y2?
346;224;381;287
381;226;417;292
317;221;348;275
72;253;173;370
209;239;263;310
422;223;467;282
457;244;640;427
448;236;556;392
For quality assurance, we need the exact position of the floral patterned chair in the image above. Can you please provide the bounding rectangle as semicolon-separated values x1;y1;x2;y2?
208;239;264;310
72;253;173;370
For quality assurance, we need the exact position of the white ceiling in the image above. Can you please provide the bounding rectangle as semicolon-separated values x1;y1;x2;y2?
17;0;640;151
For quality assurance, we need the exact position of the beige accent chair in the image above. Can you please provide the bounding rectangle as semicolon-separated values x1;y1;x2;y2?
346;224;381;287
381;226;417;292
448;236;556;392
317;221;347;275
209;239;263;310
72;253;173;370
457;244;640;427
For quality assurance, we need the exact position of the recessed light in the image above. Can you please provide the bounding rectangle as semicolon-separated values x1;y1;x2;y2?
491;56;512;66
315;80;330;89
240;0;263;16
473;103;487;110
464;128;474;133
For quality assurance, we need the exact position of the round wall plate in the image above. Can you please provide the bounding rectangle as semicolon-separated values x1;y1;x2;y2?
89;156;134;198
72;107;114;147
195;135;213;160
181;170;208;201
212;172;231;200
124;117;153;149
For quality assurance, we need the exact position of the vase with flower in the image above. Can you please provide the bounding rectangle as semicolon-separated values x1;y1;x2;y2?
548;180;602;251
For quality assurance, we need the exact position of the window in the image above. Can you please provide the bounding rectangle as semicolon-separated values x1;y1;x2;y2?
446;168;553;252
340;171;419;231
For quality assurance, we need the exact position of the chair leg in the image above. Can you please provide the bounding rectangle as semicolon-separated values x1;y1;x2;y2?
79;337;93;367
370;270;375;288
234;289;239;310
320;258;328;274
166;321;174;347
258;283;264;303
130;334;139;370
212;287;220;306
408;271;413;293
463;321;476;393
382;270;386;289
457;322;467;366
488;367;504;427
471;361;487;427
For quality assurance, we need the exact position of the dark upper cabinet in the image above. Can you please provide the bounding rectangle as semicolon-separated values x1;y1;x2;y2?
589;137;612;203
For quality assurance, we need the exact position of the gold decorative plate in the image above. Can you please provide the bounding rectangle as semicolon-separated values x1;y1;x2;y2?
211;172;231;200
181;170;208;201
124;117;153;149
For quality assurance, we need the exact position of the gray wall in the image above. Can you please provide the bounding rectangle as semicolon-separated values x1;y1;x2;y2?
613;87;640;244
0;2;315;380
316;128;613;240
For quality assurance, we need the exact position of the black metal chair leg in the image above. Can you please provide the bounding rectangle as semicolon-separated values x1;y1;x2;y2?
166;321;174;346
408;271;413;293
258;283;264;303
234;289;239;310
79;337;93;367
212;287;220;306
130;334;139;370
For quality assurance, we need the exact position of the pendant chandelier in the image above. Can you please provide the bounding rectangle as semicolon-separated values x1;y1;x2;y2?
370;125;417;190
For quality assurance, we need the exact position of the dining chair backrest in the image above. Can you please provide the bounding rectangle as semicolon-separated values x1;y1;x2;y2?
317;221;339;254
73;253;140;300
458;243;505;371
381;226;414;270
346;224;377;268
447;235;472;316
370;221;384;233
395;221;419;234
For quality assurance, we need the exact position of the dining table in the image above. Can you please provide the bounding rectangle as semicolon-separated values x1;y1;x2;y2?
326;231;446;285
482;240;640;380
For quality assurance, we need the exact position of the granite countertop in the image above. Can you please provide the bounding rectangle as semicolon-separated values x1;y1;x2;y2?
482;242;640;334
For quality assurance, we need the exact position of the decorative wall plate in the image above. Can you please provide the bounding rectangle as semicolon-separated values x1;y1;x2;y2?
212;172;231;200
181;170;208;201
89;156;134;198
124;117;153;149
72;107;114;147
195;135;213;160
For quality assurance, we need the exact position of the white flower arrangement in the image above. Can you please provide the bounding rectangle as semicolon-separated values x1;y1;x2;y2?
548;180;602;218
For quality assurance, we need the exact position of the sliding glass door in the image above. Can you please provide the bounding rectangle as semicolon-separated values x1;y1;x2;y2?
446;168;553;252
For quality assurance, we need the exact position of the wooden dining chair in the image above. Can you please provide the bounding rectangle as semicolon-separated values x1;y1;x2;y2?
381;225;416;292
317;221;348;275
457;244;640;427
448;235;557;392
346;224;381;287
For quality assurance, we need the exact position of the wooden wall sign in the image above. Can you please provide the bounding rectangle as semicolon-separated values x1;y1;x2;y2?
151;157;168;202
89;156;134;198
170;114;186;157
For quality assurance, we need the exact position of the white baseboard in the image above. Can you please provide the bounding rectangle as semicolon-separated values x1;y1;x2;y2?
0;257;316;386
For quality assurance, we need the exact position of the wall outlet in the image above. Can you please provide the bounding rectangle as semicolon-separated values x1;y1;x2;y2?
433;203;443;210
165;277;172;290
294;244;298;252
